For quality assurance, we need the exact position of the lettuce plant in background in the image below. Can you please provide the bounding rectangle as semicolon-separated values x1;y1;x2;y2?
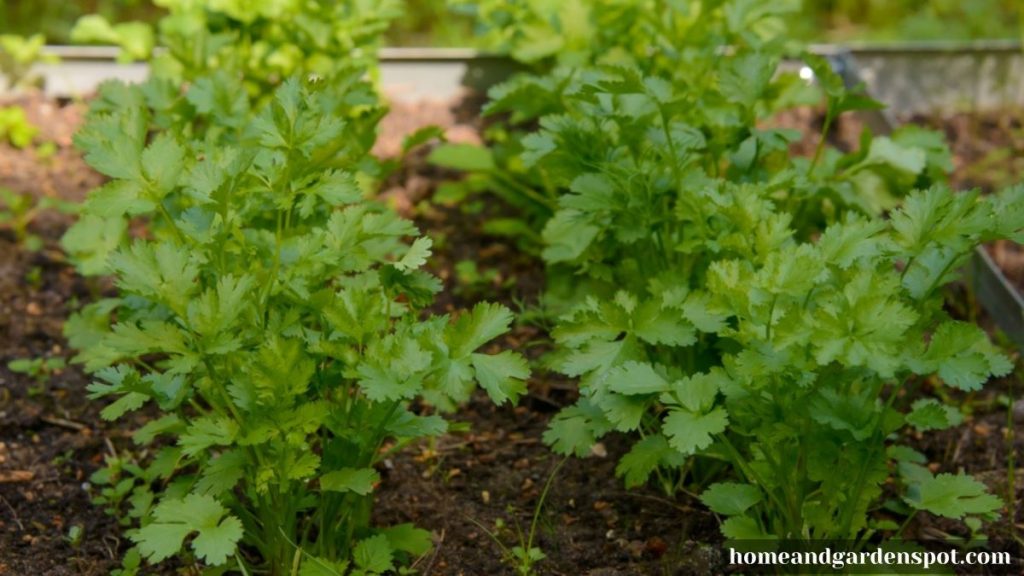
70;0;402;94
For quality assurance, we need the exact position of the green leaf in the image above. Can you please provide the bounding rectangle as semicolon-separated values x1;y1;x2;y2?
402;125;446;153
905;473;1003;520
448;303;514;358
606;361;669;395
615;434;680;489
353;534;394;573
864;137;926;175
299;556;349;576
195;450;247;496
61;214;127;276
541;210;599;263
633;299;696;346
721;515;774;540
428;143;495;171
192;515;243;566
132;494;242;566
380;523;432;556
141;133;185;195
918;322;1013;391
905;399;962;432
178;416;238;457
701;483;763;516
393;237;432;272
470;351;529;405
543;401;609;457
662;407;728;455
320;468;380;495
100;391;148;421
85;180;151;217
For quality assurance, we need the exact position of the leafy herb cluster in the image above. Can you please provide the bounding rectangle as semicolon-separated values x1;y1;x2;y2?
53;0;1024;568
462;0;1023;546
69;72;529;576
62;3;530;574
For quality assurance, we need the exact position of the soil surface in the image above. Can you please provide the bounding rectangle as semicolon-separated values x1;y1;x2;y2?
1;90;1022;576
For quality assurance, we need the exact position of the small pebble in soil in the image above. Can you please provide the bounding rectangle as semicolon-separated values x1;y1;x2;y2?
1013;399;1024;423
646;537;668;557
626;540;646;558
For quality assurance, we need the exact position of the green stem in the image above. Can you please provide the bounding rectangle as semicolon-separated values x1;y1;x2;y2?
527;457;568;553
810;111;835;172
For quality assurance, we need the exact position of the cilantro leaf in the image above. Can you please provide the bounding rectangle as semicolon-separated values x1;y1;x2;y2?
905;473;1003;520
701;482;763;516
353;534;394;574
905;399;962;432
470;351;529;405
132;494;242;566
321;468;380;495
663;407;728;455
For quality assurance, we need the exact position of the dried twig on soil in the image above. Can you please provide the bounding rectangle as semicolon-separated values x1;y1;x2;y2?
40;415;87;431
0;470;34;483
417;528;445;576
0;494;24;531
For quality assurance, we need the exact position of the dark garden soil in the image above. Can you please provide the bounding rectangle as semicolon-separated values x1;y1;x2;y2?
1;90;1022;575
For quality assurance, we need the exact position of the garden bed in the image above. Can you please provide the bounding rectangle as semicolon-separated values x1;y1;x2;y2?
0;90;729;576
2;76;1023;574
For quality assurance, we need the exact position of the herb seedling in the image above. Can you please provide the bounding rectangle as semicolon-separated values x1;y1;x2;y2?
0;106;38;149
468;457;566;576
7;356;66;396
0;188;75;251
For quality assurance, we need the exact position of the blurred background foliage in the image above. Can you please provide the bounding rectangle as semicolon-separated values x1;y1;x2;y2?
0;0;1021;46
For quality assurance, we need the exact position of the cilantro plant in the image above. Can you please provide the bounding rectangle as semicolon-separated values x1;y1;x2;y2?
462;0;1021;547
444;0;945;258
543;179;1022;542
64;75;530;574
72;0;402;94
